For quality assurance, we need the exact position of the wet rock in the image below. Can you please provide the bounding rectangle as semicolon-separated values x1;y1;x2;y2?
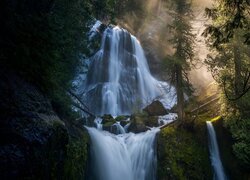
143;100;168;116
120;120;129;127
115;115;130;127
115;115;129;122
144;116;159;127
102;114;115;124
101;114;116;132
128;114;148;133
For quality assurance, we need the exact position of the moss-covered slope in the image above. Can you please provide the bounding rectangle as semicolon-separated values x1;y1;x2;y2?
157;121;212;180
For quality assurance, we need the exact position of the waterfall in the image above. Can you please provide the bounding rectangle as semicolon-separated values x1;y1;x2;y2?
80;24;177;180
94;117;103;130
206;121;227;180
86;127;159;180
111;122;126;134
82;26;175;116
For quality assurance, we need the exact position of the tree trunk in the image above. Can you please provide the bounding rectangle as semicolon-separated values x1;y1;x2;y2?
176;64;185;121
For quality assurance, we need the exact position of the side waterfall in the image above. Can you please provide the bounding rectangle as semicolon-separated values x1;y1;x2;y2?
206;121;227;180
86;127;159;180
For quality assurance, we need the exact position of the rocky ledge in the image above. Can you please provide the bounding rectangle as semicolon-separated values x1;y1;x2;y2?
0;72;88;179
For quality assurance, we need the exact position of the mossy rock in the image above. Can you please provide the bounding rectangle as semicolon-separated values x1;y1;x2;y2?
143;100;168;116
120;120;129;127
102;114;115;124
157;123;212;180
144;116;158;127
127;113;148;133
115;115;129;122
115;115;130;127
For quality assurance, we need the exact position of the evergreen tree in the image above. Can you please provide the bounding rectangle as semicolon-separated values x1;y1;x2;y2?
203;0;250;167
203;0;250;100
203;0;250;47
164;0;195;121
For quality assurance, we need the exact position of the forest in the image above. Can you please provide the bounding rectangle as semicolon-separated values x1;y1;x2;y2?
0;0;249;179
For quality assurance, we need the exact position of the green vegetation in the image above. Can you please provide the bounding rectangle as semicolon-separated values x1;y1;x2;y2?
203;0;250;171
0;0;117;120
1;0;250;179
203;0;250;47
163;0;195;121
157;122;212;180
64;133;89;180
212;117;250;179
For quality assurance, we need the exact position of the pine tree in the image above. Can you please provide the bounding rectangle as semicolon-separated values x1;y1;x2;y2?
203;0;250;100
164;0;195;121
203;0;250;47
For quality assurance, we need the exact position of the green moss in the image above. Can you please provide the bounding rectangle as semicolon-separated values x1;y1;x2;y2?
115;115;128;121
210;116;221;122
157;123;212;180
64;133;89;180
103;121;116;127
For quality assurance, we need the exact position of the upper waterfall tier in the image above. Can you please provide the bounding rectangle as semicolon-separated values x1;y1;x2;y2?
82;26;175;116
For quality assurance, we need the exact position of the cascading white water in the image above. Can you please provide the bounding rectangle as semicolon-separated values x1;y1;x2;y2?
111;122;126;134
82;26;175;116
94;117;103;130
86;127;159;180
81;24;177;180
206;121;227;180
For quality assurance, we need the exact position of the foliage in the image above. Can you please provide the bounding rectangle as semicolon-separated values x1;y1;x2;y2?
203;0;250;47
0;0;117;120
222;98;250;167
64;134;89;180
203;0;250;168
157;123;212;180
163;0;196;120
205;30;250;99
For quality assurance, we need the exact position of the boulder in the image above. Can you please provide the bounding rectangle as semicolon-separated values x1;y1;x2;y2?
115;115;130;127
101;114;116;132
115;115;129;122
144;116;159;127
143;100;168;116
127;114;148;133
120;120;129;127
102;114;115;124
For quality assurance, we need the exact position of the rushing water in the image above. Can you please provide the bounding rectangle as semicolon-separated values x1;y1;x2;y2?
86;127;159;180
82;25;177;180
206;121;227;180
82;26;175;116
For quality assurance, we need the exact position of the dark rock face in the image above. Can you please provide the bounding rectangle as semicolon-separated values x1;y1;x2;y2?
0;73;69;179
143;100;168;116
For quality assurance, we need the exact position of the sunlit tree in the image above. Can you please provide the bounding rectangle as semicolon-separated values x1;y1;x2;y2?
164;0;195;121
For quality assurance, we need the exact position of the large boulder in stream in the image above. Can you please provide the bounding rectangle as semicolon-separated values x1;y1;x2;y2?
102;114;116;132
143;100;168;116
144;116;159;127
128;114;149;133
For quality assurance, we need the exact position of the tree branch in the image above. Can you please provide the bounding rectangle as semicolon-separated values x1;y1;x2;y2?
67;89;95;117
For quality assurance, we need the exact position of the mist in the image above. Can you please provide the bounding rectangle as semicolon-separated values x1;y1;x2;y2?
117;0;214;93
